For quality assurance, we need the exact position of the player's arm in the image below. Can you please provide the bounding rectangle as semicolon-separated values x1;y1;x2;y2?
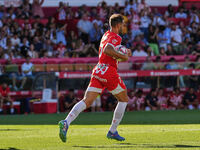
103;44;129;62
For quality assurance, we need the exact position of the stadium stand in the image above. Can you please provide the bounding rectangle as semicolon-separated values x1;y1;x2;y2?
1;0;200;114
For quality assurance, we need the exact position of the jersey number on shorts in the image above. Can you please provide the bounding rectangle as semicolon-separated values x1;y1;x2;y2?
95;64;108;75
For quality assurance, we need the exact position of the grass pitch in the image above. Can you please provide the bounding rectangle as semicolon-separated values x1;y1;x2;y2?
0;110;200;150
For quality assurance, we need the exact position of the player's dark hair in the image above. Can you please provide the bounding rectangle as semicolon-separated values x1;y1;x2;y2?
109;14;124;28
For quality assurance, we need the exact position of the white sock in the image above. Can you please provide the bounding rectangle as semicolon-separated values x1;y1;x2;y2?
0;108;2;112
109;102;127;133
65;100;86;125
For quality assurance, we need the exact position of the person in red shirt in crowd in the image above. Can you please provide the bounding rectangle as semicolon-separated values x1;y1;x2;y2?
169;88;184;110
0;83;14;114
56;41;67;57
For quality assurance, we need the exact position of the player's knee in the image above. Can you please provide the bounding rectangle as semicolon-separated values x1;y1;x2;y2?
118;96;129;102
83;98;92;108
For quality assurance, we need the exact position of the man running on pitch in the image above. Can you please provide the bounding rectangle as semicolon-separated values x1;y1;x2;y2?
59;14;132;142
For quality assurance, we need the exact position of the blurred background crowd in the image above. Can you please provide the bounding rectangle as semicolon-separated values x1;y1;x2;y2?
0;0;200;59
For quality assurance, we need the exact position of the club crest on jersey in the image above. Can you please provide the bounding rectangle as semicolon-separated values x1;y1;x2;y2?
112;39;117;44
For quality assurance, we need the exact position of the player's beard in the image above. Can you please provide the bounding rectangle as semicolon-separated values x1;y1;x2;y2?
119;26;123;35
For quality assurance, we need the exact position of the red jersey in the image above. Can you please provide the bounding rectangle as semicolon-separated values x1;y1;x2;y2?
0;86;10;97
98;30;122;69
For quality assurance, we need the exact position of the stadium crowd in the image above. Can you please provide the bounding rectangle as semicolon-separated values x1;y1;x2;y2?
0;0;200;59
1;0;200;113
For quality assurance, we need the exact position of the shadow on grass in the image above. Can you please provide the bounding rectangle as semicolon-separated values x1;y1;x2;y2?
73;143;200;149
0;148;22;150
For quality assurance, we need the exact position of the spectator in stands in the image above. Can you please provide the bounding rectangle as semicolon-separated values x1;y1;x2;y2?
98;1;107;21
171;23;183;55
11;32;21;47
183;87;200;110
20;0;32;17
175;7;187;19
148;25;159;55
32;0;44;18
157;25;168;50
141;56;155;70
33;36;43;54
157;88;168;110
0;83;14;114
166;44;175;55
135;89;145;111
20;57;34;90
190;7;199;24
127;90;136;111
140;9;151;40
56;24;67;46
56;41;66;58
145;89;158;111
91;95;101;112
89;22;102;50
57;2;67;21
20;37;29;58
165;4;174;18
64;89;78;112
138;0;151;14
132;44;148;56
28;43;38;58
124;0;138;15
77;14;92;44
43;39;53;57
128;8;141;40
169;88;184;110
154;56;164;70
106;94;117;111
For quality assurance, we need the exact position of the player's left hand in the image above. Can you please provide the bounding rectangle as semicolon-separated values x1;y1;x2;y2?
126;48;132;57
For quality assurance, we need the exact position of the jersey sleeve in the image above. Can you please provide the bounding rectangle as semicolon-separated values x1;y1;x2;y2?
107;35;122;49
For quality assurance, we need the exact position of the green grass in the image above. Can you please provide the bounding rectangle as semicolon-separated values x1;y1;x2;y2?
0;110;200;150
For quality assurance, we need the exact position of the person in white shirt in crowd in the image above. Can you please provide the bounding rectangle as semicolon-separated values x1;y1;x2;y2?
124;0;138;15
170;23;183;54
57;2;67;21
190;7;199;24
77;14;92;44
11;33;21;47
20;57;34;90
175;7;187;19
140;9;151;40
128;8;141;40
138;0;151;14
132;44;148;56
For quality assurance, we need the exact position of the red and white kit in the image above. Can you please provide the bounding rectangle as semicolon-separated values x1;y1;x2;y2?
87;30;126;95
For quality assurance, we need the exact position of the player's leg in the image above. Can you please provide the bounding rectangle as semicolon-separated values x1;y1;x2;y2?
65;90;100;125
59;87;102;142
107;78;128;141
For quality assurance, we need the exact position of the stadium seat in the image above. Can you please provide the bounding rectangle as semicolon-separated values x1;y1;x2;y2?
33;64;45;72
4;64;19;73
46;64;59;72
74;64;88;71
60;64;74;71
